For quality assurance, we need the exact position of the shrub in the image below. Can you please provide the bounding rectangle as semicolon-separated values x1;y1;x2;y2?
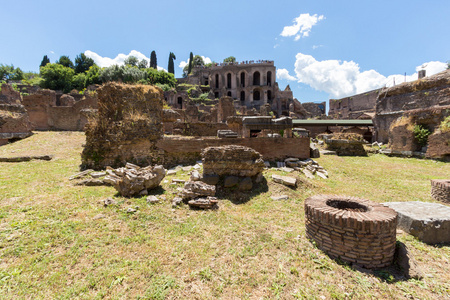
439;116;450;133
413;124;431;147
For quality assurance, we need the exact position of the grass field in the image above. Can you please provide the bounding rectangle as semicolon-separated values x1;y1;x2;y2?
0;131;449;299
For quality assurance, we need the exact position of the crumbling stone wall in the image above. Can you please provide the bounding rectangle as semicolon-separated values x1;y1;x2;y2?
0;84;33;145
375;69;450;143
217;96;236;123
329;89;380;119
426;130;450;160
431;180;450;203
81;83;163;170
22;89;57;130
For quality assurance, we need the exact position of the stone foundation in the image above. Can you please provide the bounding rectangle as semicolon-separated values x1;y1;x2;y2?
305;195;397;269
431;180;450;204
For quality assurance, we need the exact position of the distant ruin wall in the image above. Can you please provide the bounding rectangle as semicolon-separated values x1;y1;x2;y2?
156;137;310;167
172;122;229;136
329;89;379;119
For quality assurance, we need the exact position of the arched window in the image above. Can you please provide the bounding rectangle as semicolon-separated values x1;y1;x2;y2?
253;71;260;86
215;74;219;89
227;73;232;89
267;90;272;103
253;90;260;101
214;92;219;99
227;91;232;97
240;91;245;102
267;71;272;86
177;97;183;108
240;72;245;87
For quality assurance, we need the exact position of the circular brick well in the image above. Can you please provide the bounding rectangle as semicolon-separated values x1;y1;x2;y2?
305;195;398;269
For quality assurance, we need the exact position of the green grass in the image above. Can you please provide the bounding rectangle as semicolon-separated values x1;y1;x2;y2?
0;132;449;299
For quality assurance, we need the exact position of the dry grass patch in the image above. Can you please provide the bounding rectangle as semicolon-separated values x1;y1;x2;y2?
0;132;449;299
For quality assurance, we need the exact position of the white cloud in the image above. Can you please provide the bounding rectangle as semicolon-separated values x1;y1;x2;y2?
312;45;323;50
178;56;212;69
50;51;55;54
277;68;296;81
280;13;325;41
84;50;167;71
284;52;447;98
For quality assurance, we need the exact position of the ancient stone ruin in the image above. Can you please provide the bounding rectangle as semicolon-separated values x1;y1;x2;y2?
305;195;397;269
322;133;367;156
81;82;164;170
103;163;166;197
202;145;265;190
0;83;33;145
375;69;450;159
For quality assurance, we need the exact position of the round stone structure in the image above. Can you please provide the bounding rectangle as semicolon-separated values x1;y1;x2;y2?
305;195;397;269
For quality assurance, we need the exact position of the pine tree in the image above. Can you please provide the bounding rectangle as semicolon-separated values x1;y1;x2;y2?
40;55;50;68
187;52;193;75
168;52;176;75
150;51;157;69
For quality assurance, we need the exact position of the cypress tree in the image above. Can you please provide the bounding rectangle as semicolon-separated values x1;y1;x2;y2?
150;51;157;69
40;55;50;68
168;52;176;75
187;52;193;75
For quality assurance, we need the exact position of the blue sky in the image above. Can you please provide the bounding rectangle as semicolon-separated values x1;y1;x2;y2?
1;0;449;103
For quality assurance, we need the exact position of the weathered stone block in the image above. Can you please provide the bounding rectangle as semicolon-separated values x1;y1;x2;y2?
384;201;450;244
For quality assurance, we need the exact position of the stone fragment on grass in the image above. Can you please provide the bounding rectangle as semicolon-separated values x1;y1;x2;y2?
272;174;297;187
90;171;106;178
280;167;294;173
167;170;177;176
172;178;186;184
172;197;183;207
181;181;216;200
102;197;117;207
189;170;202;181
103;164;165;197
188;197;219;209
69;169;94;180
302;168;315;179
271;195;289;201
147;195;159;204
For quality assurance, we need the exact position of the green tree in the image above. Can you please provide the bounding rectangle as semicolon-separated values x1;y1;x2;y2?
0;64;24;82
99;65;146;83
183;55;205;77
223;56;236;63
56;55;74;69
124;56;139;67
74;53;95;74
168;52;176;75
150;51;157;69
138;59;148;69
188;52;193;75
146;68;176;87
85;65;101;86
72;73;87;90
40;55;50;68
40;63;74;93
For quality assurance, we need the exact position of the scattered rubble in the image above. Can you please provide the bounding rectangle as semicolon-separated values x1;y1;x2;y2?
188;197;219;209
102;197;118;207
103;163;166;197
283;158;328;179
181;181;216;201
146;195;160;204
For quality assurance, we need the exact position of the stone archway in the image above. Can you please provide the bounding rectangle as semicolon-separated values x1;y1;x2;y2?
240;91;245;102
240;72;246;87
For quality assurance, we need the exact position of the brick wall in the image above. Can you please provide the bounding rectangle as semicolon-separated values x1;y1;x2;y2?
156;136;310;167
431;179;450;203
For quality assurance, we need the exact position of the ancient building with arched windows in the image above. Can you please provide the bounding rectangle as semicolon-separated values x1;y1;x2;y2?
165;60;304;117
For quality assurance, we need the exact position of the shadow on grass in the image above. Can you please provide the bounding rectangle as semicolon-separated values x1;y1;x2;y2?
113;186;167;198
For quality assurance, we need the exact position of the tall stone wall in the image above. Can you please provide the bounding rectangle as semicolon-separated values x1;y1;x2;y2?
375;69;450;144
329;89;380;119
81;83;164;170
22;89;57;130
